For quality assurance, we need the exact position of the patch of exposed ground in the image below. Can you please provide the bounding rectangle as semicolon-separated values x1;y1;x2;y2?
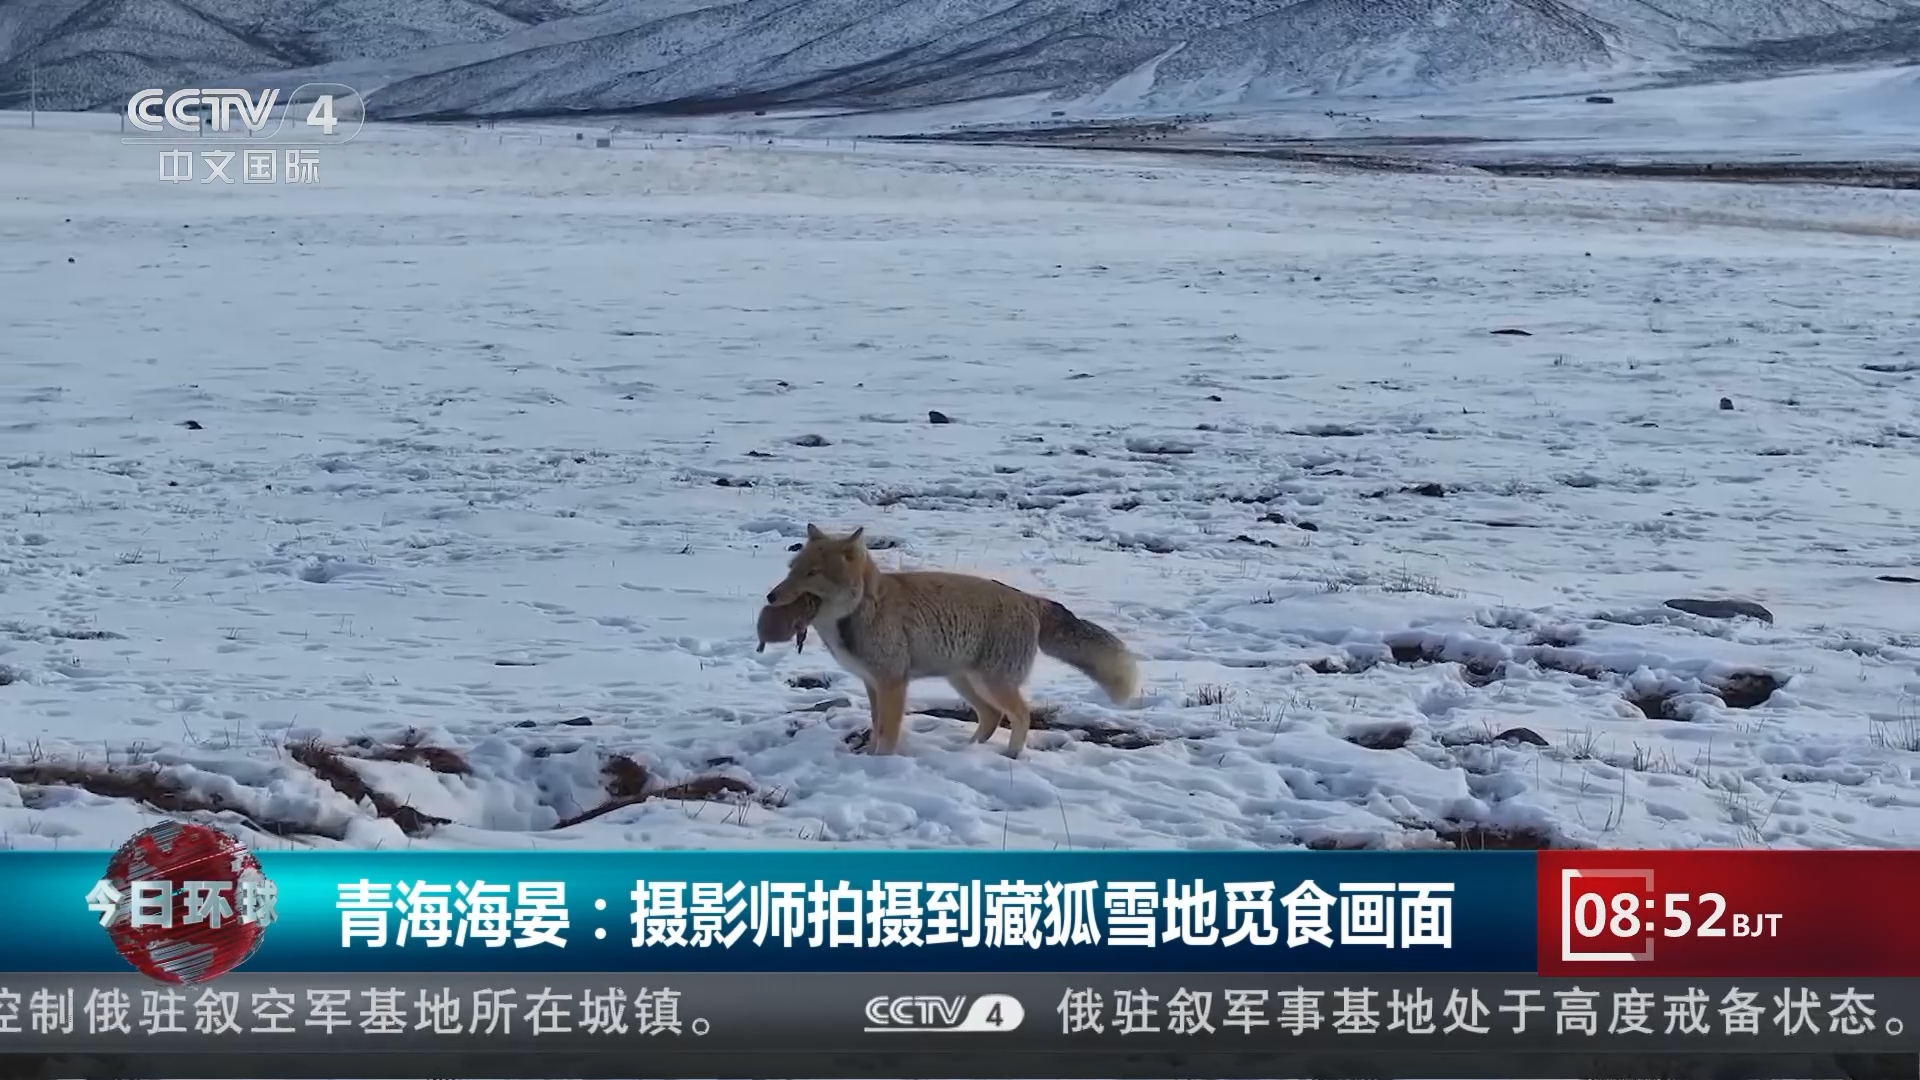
287;740;454;837
1309;632;1785;720
0;761;346;840
900;703;1161;750
884;128;1920;191
3;732;763;840
552;754;755;829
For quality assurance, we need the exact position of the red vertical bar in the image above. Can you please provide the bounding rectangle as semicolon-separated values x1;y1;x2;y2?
1538;850;1920;977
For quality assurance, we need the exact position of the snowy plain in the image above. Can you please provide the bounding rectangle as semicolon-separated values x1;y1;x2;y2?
0;110;1917;855
1190;64;1920;165
713;63;1920;170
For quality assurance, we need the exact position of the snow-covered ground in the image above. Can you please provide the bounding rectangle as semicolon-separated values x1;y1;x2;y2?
699;64;1920;169
1193;64;1920;164
0;111;1917;854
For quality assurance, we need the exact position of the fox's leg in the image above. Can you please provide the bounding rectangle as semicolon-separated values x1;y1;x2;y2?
860;680;883;750
972;678;1034;759
949;674;1003;743
870;677;909;754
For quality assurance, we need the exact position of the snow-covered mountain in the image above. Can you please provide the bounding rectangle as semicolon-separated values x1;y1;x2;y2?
2;0;1917;120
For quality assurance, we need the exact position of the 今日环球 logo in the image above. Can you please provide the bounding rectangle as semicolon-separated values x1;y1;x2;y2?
85;821;276;984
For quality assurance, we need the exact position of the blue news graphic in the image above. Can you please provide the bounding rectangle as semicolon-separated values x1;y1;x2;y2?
7;845;1538;974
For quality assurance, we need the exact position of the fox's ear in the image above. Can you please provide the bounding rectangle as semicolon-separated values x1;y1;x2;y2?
846;526;865;546
805;523;824;541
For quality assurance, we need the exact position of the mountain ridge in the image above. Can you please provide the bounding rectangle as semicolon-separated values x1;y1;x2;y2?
2;0;1916;121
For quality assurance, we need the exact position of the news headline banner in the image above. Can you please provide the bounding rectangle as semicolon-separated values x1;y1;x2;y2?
10;845;1919;979
0;973;1911;1080
5;850;1537;974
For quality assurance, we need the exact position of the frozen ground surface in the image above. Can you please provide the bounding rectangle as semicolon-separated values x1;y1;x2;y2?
0;111;1917;854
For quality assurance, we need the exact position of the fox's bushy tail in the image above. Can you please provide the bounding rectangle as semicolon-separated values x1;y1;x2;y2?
1035;599;1139;705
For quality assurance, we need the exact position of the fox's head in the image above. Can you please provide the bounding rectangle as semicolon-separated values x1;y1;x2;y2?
767;525;870;610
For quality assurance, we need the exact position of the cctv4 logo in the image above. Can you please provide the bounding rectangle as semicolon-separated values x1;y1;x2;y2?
863;994;1025;1033
127;89;346;137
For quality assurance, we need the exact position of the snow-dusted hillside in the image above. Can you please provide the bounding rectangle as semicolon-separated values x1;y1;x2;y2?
1;0;1917;122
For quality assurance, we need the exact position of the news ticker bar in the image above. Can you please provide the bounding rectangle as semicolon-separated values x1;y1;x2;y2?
0;972;1912;1078
5;1052;1911;1080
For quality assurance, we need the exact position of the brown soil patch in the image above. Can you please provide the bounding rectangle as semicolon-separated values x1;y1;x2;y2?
343;731;472;774
1715;670;1784;710
1629;690;1683;720
552;754;754;830
1434;821;1561;850
288;740;450;837
1339;636;1781;716
1345;726;1414;751
0;761;344;840
907;704;1162;750
1304;821;1561;851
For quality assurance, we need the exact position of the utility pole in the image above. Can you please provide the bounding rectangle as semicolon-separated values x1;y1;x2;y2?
29;63;37;129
